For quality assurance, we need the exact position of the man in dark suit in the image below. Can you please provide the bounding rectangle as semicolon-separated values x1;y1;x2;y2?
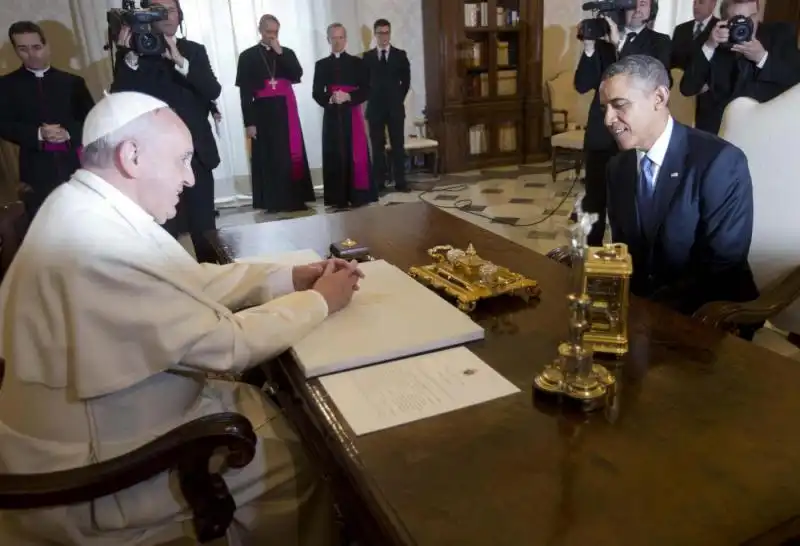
601;54;758;320
671;0;720;131
574;0;672;245
680;0;800;134
111;0;221;263
362;18;411;193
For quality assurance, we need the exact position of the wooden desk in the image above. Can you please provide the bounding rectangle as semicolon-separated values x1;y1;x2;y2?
211;203;800;546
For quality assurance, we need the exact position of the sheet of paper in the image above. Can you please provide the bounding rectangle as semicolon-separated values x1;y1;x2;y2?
234;249;322;267
318;347;520;436
292;260;485;378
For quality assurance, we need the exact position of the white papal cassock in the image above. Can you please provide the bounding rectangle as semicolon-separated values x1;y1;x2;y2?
0;169;337;545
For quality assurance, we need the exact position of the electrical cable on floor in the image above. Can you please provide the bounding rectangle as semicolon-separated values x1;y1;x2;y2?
411;174;582;228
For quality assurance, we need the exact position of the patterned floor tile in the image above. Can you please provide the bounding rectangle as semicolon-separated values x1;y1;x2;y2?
462;204;487;212
543;208;570;216
433;194;459;201
481;188;504;194
523;181;548;188
509;197;536;204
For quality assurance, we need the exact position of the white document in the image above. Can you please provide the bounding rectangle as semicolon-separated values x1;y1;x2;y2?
319;347;520;435
234;249;322;267
292;260;485;378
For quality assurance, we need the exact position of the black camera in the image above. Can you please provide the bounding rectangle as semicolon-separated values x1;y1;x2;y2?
107;0;168;56
725;15;755;45
578;0;637;41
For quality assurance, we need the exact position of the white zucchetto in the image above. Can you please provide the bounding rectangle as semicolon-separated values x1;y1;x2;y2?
83;91;169;146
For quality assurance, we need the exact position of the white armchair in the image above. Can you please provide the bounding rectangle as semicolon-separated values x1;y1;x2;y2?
546;71;590;181
385;89;440;177
697;84;800;340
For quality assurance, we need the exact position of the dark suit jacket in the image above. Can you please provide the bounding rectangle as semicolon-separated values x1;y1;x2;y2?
111;39;222;171
671;17;718;70
362;46;411;120
680;22;800;134
671;17;721;131
575;28;672;151
606;121;758;315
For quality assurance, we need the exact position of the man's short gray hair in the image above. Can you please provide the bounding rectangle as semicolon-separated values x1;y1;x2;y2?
327;22;346;37
81;108;168;169
601;54;670;91
259;14;280;29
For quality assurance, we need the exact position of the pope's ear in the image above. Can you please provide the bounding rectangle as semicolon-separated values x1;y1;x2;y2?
115;140;139;177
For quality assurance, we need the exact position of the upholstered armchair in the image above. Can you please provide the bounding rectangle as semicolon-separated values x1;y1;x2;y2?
546;84;800;337
546;71;590;181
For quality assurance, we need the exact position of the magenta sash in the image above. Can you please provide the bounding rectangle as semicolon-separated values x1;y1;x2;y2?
43;141;83;163
254;78;305;181
329;85;369;190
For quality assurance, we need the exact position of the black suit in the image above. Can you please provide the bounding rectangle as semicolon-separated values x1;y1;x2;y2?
111;39;222;262
574;28;672;245
606;121;759;319
680;22;800;134
363;46;411;191
672;17;721;132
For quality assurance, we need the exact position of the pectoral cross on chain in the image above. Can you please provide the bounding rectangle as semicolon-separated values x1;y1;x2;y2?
269;78;278;90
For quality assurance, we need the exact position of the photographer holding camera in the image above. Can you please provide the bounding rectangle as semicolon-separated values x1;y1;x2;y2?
574;0;672;245
110;0;222;263
680;0;800;134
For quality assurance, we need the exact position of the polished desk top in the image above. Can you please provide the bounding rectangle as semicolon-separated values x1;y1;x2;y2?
213;203;800;546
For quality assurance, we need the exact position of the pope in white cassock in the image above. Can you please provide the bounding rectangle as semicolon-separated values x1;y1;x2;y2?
0;91;361;545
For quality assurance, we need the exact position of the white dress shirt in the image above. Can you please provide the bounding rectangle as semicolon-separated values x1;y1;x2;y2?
637;115;674;187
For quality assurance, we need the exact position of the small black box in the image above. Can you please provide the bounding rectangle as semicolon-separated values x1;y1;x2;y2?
329;239;371;262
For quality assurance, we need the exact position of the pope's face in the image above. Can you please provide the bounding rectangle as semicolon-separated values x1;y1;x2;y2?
136;110;194;223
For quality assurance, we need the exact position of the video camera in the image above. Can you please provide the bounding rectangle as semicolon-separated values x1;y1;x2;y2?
723;15;755;46
578;0;637;41
107;0;168;56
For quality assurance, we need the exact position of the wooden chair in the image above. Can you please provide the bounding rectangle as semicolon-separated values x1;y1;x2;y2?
0;401;257;544
545;71;589;181
0;201;29;282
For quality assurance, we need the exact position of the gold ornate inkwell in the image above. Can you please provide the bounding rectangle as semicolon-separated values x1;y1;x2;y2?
408;243;540;312
329;238;373;262
533;206;615;412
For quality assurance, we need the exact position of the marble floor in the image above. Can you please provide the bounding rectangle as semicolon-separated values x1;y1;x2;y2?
215;161;580;256
210;160;800;360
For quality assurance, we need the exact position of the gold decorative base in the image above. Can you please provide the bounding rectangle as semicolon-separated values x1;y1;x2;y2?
533;359;616;412
408;243;540;312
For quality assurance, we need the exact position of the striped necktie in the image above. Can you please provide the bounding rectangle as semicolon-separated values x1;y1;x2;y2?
693;21;703;39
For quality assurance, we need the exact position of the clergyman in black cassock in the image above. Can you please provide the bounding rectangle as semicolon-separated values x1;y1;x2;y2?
0;21;94;217
236;15;314;212
313;23;375;209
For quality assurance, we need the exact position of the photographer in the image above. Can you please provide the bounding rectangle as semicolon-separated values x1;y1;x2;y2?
680;0;800;135
110;0;222;263
574;0;671;245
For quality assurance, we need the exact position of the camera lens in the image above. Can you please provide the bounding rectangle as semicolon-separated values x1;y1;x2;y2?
136;32;159;55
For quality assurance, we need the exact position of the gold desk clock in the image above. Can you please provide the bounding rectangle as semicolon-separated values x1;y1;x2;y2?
533;206;615;412
583;243;633;356
408;243;540;312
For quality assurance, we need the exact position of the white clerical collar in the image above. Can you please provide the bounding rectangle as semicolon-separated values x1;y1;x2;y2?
637;116;674;168
333;51;342;58
26;66;50;78
71;169;158;227
259;41;271;51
